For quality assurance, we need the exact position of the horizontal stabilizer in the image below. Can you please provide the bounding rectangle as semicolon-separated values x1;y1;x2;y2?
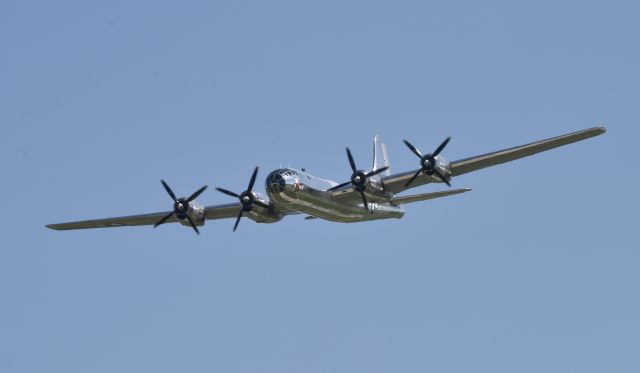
390;188;471;205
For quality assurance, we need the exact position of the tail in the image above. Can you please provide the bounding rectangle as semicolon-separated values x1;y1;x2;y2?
390;188;471;205
372;135;391;178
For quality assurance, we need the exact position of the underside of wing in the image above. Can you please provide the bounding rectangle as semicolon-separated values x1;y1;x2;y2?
46;203;241;231
203;203;242;220
450;127;605;177
381;168;436;194
382;127;605;195
46;211;178;230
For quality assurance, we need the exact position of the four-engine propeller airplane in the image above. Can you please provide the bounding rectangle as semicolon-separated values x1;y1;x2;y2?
47;127;606;233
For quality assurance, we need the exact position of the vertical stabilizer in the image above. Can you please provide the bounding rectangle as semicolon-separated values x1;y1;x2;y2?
372;135;391;178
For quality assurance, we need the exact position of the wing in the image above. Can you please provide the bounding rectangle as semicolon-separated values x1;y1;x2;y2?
450;127;606;176
46;203;241;231
382;127;606;194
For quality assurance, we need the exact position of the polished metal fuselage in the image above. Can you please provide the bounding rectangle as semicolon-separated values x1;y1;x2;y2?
264;168;404;223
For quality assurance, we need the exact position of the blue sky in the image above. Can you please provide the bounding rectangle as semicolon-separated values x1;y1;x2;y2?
1;1;638;372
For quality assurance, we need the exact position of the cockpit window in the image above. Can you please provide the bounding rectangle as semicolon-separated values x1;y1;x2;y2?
268;169;298;177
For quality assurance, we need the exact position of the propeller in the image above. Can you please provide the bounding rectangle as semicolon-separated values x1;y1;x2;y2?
153;180;208;234
403;137;452;188
215;166;269;232
328;148;389;210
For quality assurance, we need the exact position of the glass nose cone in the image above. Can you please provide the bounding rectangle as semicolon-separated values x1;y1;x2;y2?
265;168;300;193
265;169;286;193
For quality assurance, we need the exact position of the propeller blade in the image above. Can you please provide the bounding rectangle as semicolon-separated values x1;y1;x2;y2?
404;169;422;187
403;140;423;159
433;137;451;157
153;211;175;228
184;214;200;234
216;187;241;199
186;185;208;203
366;166;389;178
360;192;369;210
247;166;259;192
160;179;177;201
346;148;357;173
328;181;352;191
233;211;243;232
434;168;452;187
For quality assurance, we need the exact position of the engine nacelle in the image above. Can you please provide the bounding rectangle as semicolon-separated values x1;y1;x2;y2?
178;202;205;228
247;209;284;224
434;155;452;181
246;192;283;224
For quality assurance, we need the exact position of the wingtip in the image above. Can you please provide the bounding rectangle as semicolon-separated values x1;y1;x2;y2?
588;126;606;134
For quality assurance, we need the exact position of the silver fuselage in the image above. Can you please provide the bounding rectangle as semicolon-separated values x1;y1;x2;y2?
263;168;404;222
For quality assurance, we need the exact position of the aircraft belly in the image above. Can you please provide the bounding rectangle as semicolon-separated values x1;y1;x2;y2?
267;187;403;223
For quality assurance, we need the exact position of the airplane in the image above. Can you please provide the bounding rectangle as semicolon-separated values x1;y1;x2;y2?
46;127;606;233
